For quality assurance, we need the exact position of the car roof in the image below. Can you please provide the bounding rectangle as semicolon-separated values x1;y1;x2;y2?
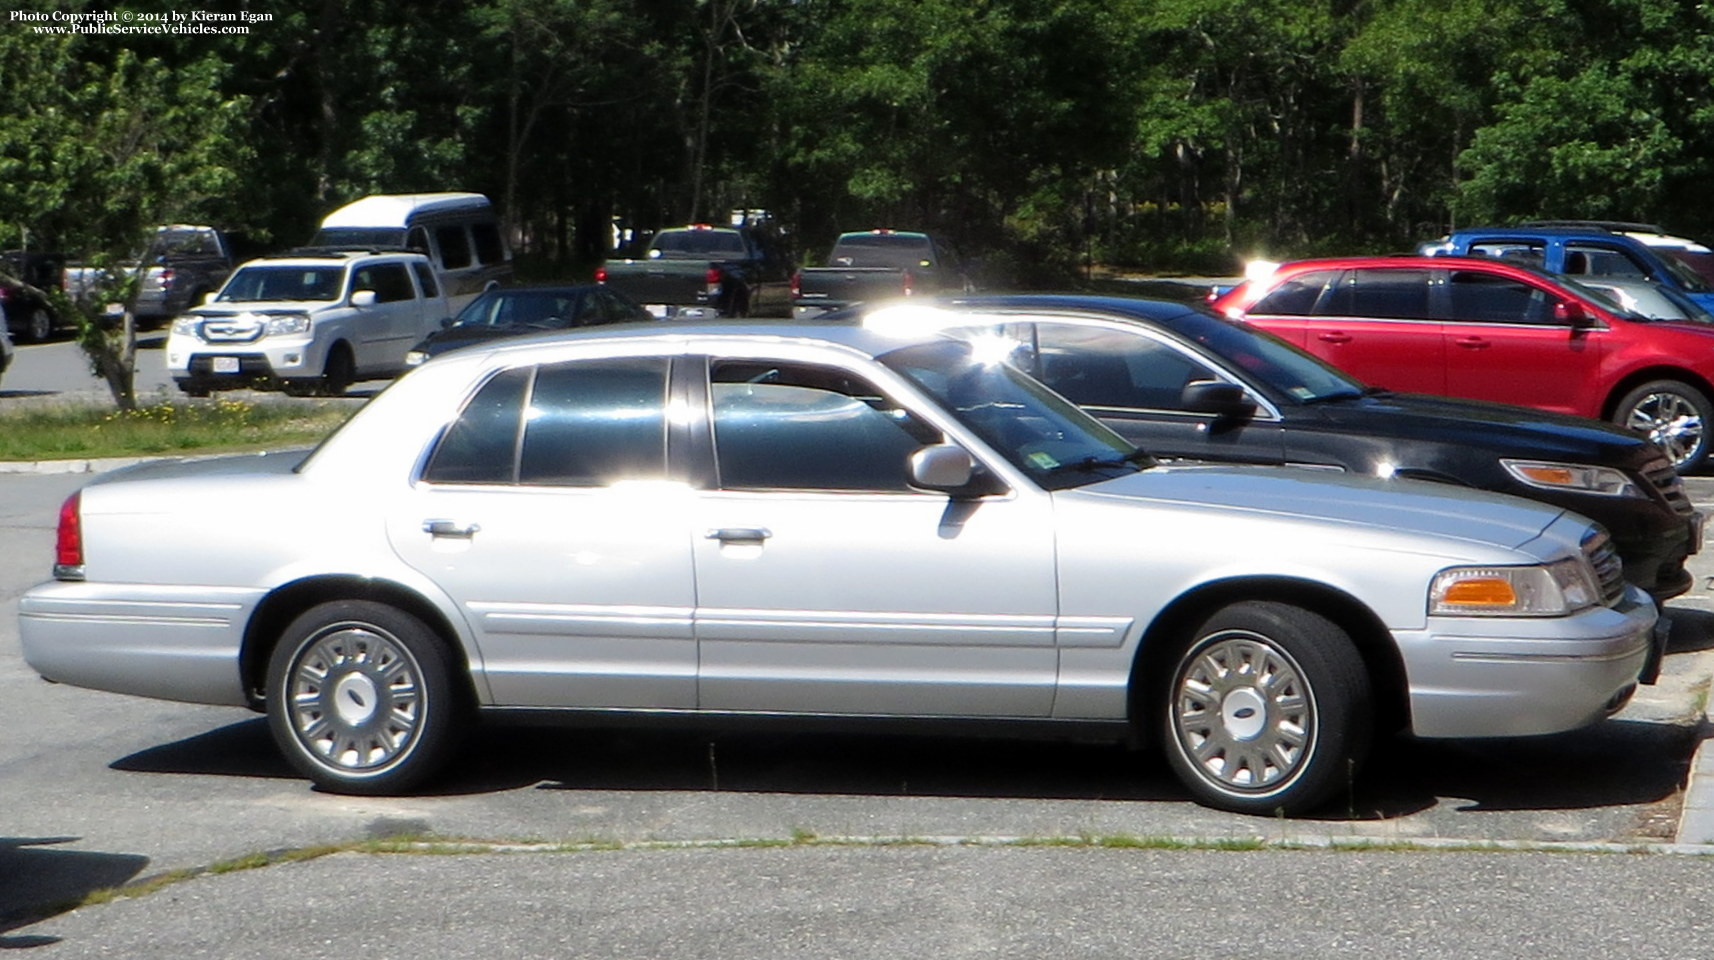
319;192;491;228
238;249;427;267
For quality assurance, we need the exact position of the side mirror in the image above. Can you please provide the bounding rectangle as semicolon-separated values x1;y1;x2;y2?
439;316;455;329
1180;380;1257;419
350;289;378;307
198;291;215;306
910;444;974;489
1556;300;1594;327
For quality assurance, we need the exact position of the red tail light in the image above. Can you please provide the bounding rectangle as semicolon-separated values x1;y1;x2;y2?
55;491;84;577
704;266;722;286
158;267;176;289
901;269;915;297
594;266;608;283
791;271;802;298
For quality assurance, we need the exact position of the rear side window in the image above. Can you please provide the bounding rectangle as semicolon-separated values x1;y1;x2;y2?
1250;270;1337;315
710;361;939;492
472;222;506;265
411;261;440;299
1565;244;1648;280
1327;268;1431;320
1447;271;1557;324
436;226;472;270
421;358;669;486
1468;241;1546;269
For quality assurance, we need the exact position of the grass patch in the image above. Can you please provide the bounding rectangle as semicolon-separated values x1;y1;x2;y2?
0;397;358;462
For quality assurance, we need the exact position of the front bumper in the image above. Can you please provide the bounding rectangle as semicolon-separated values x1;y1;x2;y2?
1397;585;1659;739
167;335;324;391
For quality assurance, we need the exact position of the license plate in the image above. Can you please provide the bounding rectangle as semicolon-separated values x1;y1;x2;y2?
212;356;241;374
645;304;669;318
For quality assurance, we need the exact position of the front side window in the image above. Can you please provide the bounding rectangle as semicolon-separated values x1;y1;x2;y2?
1447;271;1555;324
351;262;416;303
710;361;939;492
1023;324;1222;410
421;358;669;487
1469;241;1547;269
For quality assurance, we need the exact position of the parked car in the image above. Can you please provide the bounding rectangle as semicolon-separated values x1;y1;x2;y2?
0;251;71;342
21;320;1660;816
596;224;794;318
1420;224;1714;311
0;324;13;385
848;294;1701;601
404;283;652;366
1210;255;1714;472
129;225;254;328
1522;220;1714;286
792;229;972;319
166;249;451;396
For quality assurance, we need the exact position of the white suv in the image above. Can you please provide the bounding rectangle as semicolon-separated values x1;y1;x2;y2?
167;250;452;397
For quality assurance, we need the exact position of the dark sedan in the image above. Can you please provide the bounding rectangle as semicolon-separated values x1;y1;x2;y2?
404;283;653;366
851;294;1702;601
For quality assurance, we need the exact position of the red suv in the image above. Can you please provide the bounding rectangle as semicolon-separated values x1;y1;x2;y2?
1211;256;1714;471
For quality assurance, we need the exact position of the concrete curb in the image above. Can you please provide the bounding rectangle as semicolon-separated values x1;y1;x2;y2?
0;456;155;475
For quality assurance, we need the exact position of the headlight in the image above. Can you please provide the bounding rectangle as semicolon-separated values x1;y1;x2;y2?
1501;459;1644;498
404;350;429;367
170;316;200;336
264;313;312;337
1429;557;1602;617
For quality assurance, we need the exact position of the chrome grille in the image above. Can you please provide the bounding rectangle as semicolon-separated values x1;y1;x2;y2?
1582;527;1626;607
1642;457;1694;516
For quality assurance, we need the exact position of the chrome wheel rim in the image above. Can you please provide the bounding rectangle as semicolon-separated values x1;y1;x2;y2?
1172;630;1315;794
285;622;424;773
1625;392;1704;467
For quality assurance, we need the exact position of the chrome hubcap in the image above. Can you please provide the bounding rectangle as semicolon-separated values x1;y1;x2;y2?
1626;392;1704;467
286;624;423;772
1173;631;1314;792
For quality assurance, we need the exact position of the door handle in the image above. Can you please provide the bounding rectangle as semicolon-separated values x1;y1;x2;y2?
706;527;771;543
1453;337;1490;349
423;519;481;539
1316;332;1352;344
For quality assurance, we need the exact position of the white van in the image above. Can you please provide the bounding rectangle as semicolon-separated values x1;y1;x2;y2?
310;192;512;311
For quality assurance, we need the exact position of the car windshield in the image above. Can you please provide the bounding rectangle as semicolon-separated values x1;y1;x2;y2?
1162;307;1372;403
878;338;1148;490
217;266;344;303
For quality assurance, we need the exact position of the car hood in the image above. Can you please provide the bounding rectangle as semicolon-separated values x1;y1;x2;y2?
1300;391;1652;462
187;301;335;317
1070;463;1567;553
416;324;545;355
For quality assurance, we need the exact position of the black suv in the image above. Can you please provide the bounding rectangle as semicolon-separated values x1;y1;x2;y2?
851;294;1702;601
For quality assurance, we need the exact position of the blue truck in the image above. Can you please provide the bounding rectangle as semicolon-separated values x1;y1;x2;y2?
1421;224;1714;311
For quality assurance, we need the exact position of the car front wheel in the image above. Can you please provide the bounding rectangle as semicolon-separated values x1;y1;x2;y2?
266;600;465;794
1615;380;1713;473
26;306;52;342
1159;601;1371;816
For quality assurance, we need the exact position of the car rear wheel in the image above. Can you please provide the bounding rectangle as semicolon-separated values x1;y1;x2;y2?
1615;380;1713;473
25;306;52;342
1159;601;1371;816
266;600;465;794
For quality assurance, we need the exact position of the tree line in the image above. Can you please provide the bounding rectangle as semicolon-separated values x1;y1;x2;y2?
5;0;1714;283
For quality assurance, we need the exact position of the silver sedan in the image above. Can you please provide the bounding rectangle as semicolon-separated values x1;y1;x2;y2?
19;320;1659;816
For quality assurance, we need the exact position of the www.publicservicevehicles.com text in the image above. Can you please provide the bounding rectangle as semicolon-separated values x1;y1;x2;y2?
11;9;271;35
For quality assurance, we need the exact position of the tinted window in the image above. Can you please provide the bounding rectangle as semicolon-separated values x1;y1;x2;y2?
1468;241;1546;269
1027;325;1220;410
421;367;529;484
518;359;669;486
351;262;416;303
1447;271;1556;324
1250;270;1336;315
471;222;506;264
1565;244;1647;280
830;234;934;269
436;226;472;269
710;361;938;492
1328;268;1431;319
411;261;439;299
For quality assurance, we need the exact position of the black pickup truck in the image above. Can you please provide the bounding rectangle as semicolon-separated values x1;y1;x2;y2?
791;230;970;319
130;225;254;327
595;224;793;318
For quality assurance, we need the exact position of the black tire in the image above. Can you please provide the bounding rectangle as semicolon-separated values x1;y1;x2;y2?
319;344;355;397
266;600;466;794
1613;380;1714;473
25;306;52;342
1158;601;1371;816
176;380;211;399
